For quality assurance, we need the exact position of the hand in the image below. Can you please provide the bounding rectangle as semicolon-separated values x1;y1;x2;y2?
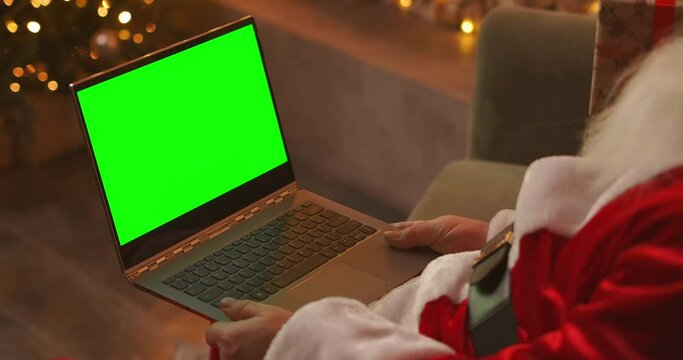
206;298;293;360
384;215;488;254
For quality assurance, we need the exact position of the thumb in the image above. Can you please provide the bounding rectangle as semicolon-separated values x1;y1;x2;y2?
384;220;436;249
220;298;272;321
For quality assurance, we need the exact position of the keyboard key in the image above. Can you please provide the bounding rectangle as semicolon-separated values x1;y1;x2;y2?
225;289;244;300
253;247;269;257
247;278;264;287
285;218;300;226
218;280;235;290
301;221;317;229
341;238;357;247
259;257;276;266
325;232;342;241
163;276;176;285
297;249;314;258
315;238;332;246
185;283;207;296
310;215;326;224
236;245;251;254
303;205;323;216
268;220;280;226
289;240;305;249
279;246;295;255
294;213;309;221
265;228;281;237
261;283;279;294
250;230;261;236
184;266;195;273
239;269;256;278
327;215;349;227
213;250;224;256
259;225;269;231
278;259;295;269
255;234;271;243
331;243;348;253
249;263;267;272
302;201;313;207
194;261;206;267
275;223;290;231
194;268;211;277
233;259;249;268
211;271;229;280
257;272;274;281
268;265;284;275
201;278;218;286
240;235;253;241
308;229;324;238
228;274;246;284
203;255;215;262
221;244;234;252
299;234;315;243
288;254;304;263
237;284;254;294
274;237;289;245
320;209;340;219
214;256;231;266
263;242;279;251
204;262;221;272
318;224;333;233
320;249;337;258
282;231;298;240
250;290;269;301
285;210;296;216
233;239;244;246
222;264;240;274
271;254;327;288
171;280;190;290
336;220;361;234
270;252;285;261
291;226;307;235
359;225;377;235
225;250;241;260
174;272;185;278
349;232;367;241
306;243;323;252
277;215;288;222
243;253;259;263
246;239;261;248
182;274;200;283
198;287;223;302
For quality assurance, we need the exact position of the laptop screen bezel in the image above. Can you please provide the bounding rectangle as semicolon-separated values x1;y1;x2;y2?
70;16;296;271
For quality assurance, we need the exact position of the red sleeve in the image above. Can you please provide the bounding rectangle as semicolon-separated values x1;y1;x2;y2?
425;192;683;360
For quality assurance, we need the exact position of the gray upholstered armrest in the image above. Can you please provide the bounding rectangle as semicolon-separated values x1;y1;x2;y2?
469;7;596;165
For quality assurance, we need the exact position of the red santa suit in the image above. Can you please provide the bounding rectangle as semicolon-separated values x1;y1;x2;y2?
263;155;683;359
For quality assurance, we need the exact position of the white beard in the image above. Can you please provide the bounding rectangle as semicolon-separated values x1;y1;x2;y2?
580;37;683;191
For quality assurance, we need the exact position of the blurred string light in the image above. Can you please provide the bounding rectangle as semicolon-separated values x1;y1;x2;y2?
75;0;86;8
47;80;58;91
398;0;411;10
37;72;48;81
588;0;600;14
9;83;20;93
12;67;24;77
89;50;99;59
145;22;156;33
132;33;143;44
41;0;52;5
3;0;14;6
25;64;36;74
118;10;131;24
31;0;40;8
143;0;153;4
6;20;18;33
118;29;131;40
97;6;108;16
27;21;41;33
101;0;110;8
460;18;474;34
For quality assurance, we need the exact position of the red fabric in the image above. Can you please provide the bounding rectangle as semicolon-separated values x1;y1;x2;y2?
419;166;683;359
654;0;676;46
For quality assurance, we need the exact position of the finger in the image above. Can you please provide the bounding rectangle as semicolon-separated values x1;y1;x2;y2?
391;221;415;230
385;220;435;249
206;321;233;348
220;298;274;321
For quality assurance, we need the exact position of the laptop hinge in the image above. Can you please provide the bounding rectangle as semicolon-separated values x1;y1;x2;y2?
124;182;299;282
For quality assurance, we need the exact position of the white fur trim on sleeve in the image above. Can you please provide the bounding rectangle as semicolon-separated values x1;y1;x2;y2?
265;297;455;360
487;209;515;240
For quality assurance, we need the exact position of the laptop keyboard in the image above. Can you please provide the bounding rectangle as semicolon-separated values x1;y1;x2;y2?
162;201;377;307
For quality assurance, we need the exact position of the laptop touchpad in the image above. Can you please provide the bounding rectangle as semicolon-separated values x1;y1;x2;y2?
286;262;392;304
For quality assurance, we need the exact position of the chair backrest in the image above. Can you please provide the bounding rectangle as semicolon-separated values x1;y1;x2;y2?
469;7;597;165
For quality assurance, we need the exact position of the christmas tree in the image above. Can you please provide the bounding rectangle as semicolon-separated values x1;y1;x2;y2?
1;0;185;161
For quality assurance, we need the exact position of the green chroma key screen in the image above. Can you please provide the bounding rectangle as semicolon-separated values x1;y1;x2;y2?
77;24;288;246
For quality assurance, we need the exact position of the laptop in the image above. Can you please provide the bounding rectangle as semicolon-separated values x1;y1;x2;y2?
70;16;436;321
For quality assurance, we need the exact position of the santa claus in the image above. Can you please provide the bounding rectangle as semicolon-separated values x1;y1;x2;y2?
205;37;683;359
